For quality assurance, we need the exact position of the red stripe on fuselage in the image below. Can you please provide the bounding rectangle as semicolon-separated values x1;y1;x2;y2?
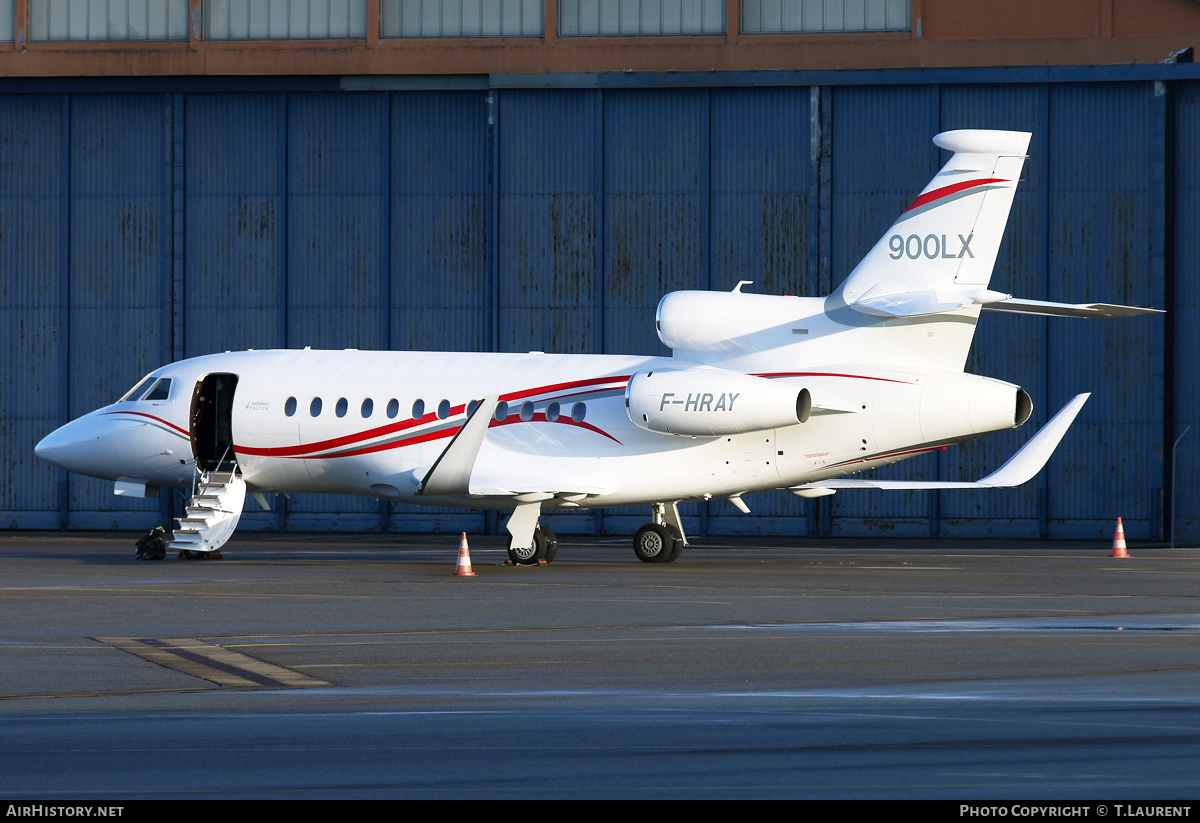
755;371;913;384
100;411;190;437
235;375;631;458
829;445;941;470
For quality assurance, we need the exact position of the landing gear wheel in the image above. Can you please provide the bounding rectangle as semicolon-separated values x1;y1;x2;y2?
633;523;676;563
663;525;684;563
507;528;547;566
538;525;558;564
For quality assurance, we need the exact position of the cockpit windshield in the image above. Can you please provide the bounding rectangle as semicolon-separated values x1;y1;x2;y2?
118;376;172;403
142;378;172;401
119;375;155;402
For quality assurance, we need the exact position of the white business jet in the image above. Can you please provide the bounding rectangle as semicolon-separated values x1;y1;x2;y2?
35;130;1160;564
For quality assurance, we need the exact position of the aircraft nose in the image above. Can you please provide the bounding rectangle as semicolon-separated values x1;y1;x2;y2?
35;414;142;477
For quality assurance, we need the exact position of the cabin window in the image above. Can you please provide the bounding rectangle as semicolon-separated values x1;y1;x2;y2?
571;402;586;422
412;399;425;419
545;401;560;422
467;400;480;416
361;398;373;418
335;398;348;418
519;401;534;421
284;397;297;417
386;398;399;419
494;401;509;421
437;399;450;420
310;397;322;417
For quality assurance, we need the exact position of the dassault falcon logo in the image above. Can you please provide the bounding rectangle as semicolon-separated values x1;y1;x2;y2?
659;392;741;412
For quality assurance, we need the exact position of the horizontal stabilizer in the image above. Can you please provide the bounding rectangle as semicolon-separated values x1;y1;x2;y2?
981;298;1164;318
851;286;1011;318
852;290;973;318
417;395;498;497
792;393;1089;491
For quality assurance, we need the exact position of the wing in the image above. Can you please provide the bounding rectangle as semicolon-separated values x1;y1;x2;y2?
414;394;613;504
792;393;1089;491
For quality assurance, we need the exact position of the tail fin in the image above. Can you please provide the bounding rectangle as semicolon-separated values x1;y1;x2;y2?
836;130;1031;316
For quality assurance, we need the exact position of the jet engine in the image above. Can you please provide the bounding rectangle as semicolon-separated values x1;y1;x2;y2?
625;368;810;437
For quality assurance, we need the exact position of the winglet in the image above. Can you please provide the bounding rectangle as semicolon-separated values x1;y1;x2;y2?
417;395;499;497
791;393;1089;491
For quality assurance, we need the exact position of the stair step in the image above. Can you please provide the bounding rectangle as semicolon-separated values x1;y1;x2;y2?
172;471;246;556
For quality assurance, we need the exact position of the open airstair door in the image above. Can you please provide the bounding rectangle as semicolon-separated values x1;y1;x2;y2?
174;373;245;558
190;373;239;473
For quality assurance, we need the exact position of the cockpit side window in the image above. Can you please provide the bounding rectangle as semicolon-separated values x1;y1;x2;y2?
142;378;172;401
119;375;156;402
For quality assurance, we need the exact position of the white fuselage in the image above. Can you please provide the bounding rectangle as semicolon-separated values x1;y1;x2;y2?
35;346;1027;511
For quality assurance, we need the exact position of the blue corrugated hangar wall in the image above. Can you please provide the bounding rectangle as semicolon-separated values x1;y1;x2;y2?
3;72;1195;541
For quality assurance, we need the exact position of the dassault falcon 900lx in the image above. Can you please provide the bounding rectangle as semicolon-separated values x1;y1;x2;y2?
36;130;1160;565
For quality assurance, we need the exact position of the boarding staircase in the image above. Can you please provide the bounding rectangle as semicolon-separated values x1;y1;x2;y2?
168;469;247;557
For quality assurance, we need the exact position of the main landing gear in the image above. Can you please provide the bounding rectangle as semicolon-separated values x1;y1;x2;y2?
504;501;687;565
507;523;558;566
632;502;686;563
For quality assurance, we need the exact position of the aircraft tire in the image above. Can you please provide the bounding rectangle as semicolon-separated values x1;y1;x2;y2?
507;529;547;566
663;525;684;563
537;525;558;564
633;524;674;563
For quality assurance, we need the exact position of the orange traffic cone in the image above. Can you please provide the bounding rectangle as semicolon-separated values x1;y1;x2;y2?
454;532;477;576
1110;517;1130;558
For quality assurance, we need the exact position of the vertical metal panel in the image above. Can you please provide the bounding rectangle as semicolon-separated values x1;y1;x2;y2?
936;83;1050;537
67;93;171;524
185;93;286;356
387;90;491;534
706;86;814;533
282;91;390;527
0;95;65;526
180;91;285;549
603;88;708;358
390;90;490;353
597;88;708;535
286;92;388;351
827;84;939;536
497;89;600;354
493;89;602;533
1046;82;1162;538
1172;80;1200;542
709;87;814;295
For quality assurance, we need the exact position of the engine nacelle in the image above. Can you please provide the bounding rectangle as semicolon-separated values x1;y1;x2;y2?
625;368;810;437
